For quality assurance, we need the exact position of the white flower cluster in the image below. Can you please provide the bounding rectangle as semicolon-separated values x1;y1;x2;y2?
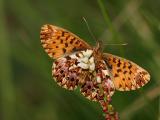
70;49;95;72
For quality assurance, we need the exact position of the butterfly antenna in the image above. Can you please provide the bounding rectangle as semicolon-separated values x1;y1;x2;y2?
104;43;128;46
82;17;99;44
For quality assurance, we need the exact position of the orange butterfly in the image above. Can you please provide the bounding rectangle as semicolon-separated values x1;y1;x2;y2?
40;24;150;119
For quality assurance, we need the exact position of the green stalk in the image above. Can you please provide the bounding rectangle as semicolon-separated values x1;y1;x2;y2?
97;0;125;56
97;0;118;41
97;0;114;31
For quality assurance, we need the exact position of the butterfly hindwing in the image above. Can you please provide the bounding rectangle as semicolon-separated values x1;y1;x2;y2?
103;53;150;91
52;49;94;90
40;24;91;59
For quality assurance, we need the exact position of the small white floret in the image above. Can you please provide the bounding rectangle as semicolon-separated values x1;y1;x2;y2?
79;53;83;58
82;50;93;57
89;63;95;71
80;57;89;63
70;54;78;59
69;64;77;70
89;57;94;64
77;62;89;69
102;70;110;76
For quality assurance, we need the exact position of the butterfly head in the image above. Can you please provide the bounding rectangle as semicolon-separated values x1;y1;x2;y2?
92;41;103;60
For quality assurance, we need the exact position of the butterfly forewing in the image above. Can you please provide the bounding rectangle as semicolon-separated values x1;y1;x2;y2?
103;53;150;91
40;24;91;59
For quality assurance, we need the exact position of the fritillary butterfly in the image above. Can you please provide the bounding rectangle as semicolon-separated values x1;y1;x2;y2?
40;24;150;120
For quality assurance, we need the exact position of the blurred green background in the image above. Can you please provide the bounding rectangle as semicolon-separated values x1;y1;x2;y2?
0;0;160;120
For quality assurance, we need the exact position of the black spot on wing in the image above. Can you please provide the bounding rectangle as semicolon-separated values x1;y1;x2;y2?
65;43;68;47
62;48;66;53
114;73;119;77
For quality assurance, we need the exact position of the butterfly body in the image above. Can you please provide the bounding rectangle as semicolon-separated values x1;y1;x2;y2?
40;24;150;119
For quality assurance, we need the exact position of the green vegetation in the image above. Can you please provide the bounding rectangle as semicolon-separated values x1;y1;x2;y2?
0;0;160;120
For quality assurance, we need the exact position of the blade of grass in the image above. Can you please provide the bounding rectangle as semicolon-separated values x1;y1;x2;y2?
120;85;160;119
100;0;142;40
97;0;114;32
97;0;119;42
97;0;125;59
0;1;16;120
